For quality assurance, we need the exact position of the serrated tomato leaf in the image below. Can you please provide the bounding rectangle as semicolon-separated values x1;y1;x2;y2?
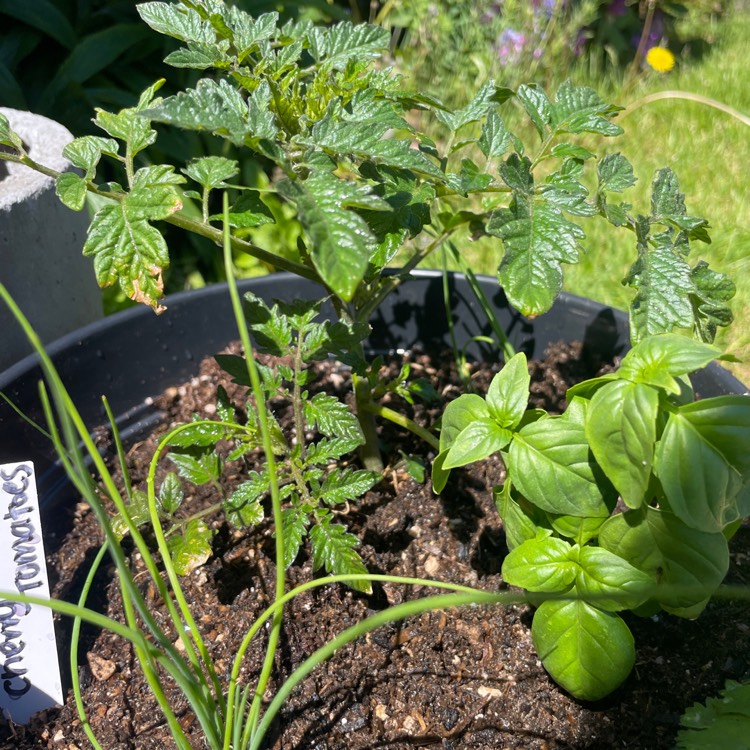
183;155;238;190
677;679;750;750
304;393;363;442
167;519;214;576
0;113;25;153
111;490;151;540
277;164;376;301
309;513;371;593
167;421;227;448
55;173;88;211
159;472;184;515
597;153;636;193
142;78;254;147
63;135;119;177
489;194;584;317
224;473;267;528
83;166;184;311
317;468;380;505
168;448;222;485
281;505;309;569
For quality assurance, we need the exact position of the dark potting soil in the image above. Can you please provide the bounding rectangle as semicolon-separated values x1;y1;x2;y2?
2;342;749;750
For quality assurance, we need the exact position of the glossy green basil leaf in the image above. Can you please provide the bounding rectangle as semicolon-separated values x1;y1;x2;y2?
532;600;635;701
668;397;750;475
618;334;722;393
565;373;620;400
430;450;451;495
493;483;543;551
442;419;511;470
599;506;729;611
509;409;615;517
586;380;659;508
655;399;750;532
502;535;576;592
549;513;609;546
486;352;529;429
438;394;490;452
572;545;653;612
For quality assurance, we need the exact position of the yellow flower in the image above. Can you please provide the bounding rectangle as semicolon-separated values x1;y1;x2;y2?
646;46;675;73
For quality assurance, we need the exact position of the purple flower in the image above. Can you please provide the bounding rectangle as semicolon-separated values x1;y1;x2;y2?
631;11;665;50
496;28;526;65
532;0;560;18
609;0;627;16
648;11;665;44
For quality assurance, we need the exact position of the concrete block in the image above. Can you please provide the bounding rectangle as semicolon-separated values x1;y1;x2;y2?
0;108;101;372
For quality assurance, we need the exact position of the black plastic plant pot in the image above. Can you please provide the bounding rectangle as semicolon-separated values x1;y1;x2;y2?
0;270;746;535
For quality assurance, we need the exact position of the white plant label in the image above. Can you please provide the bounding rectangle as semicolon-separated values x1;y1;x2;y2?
0;462;63;723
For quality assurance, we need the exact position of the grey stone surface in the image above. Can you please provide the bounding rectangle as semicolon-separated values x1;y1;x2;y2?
0;108;101;371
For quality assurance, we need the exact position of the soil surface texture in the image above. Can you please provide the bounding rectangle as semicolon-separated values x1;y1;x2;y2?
2;342;749;750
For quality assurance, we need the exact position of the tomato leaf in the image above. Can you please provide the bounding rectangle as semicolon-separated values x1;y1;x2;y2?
167;519;214;575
